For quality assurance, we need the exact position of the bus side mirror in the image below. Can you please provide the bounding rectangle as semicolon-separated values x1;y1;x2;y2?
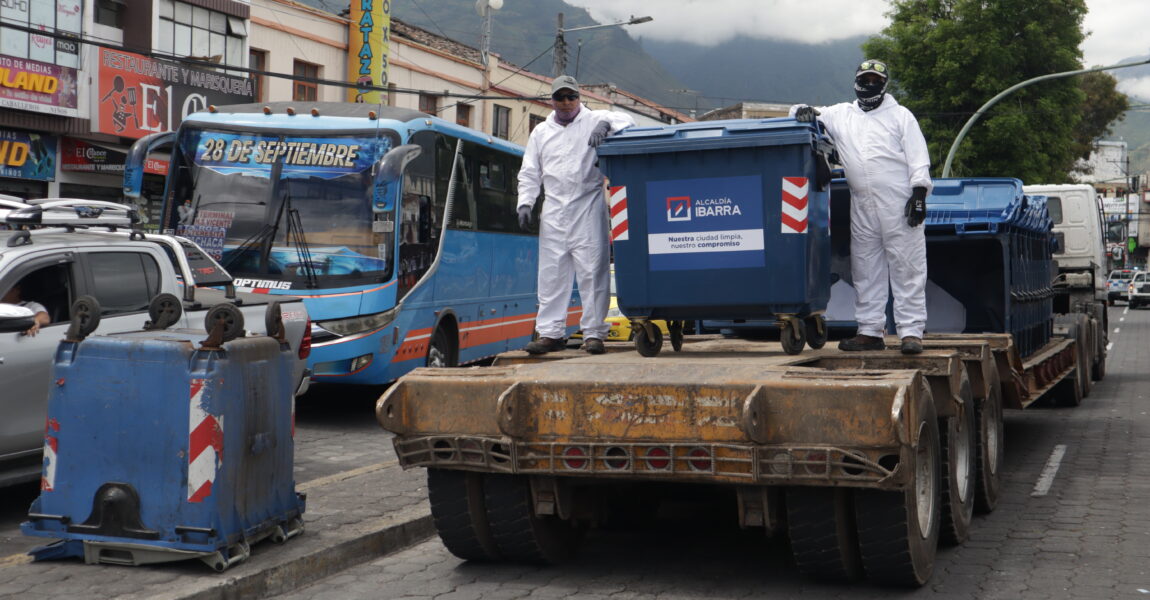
373;144;422;212
124;131;175;199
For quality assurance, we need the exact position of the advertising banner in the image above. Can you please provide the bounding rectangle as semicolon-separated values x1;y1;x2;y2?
347;0;391;103
94;48;254;139
0;55;79;117
645;175;765;271
1101;195;1139;239
61;138;168;176
0;128;56;181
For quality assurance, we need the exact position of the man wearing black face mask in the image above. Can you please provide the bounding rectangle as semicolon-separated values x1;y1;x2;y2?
790;59;933;355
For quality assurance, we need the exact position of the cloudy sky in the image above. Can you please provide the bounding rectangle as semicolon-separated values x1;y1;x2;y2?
566;0;1150;96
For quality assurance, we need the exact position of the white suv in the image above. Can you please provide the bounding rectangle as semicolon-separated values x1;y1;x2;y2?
1128;272;1150;309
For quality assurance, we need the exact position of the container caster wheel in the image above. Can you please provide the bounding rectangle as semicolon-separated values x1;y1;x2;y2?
146;293;183;330
805;315;828;350
66;295;102;340
669;321;684;352
204;304;245;343
634;322;663;357
779;317;806;355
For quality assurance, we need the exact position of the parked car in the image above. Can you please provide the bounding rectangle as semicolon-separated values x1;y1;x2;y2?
1107;268;1137;305
0;199;311;489
1128;272;1150;309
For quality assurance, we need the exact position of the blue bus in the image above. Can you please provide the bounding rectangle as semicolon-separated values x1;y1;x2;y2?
124;102;574;385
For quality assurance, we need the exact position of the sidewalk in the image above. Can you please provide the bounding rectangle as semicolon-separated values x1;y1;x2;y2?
0;460;435;600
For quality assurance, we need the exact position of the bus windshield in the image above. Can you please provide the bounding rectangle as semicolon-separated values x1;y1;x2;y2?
166;126;395;289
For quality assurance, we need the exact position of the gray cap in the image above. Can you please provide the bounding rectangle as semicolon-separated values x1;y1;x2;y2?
551;75;579;94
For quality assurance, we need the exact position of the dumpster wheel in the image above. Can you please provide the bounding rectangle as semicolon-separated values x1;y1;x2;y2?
204;304;245;343
146;293;183;330
779;317;806;355
634;322;664;357
669;321;685;352
805;315;828;350
66;295;102;340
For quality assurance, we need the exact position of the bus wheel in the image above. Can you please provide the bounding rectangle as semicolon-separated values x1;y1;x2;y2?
427;326;457;368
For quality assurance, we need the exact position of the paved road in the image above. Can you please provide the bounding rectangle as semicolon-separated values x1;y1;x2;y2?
277;304;1150;599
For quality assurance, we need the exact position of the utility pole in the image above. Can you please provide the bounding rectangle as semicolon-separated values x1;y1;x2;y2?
552;13;567;76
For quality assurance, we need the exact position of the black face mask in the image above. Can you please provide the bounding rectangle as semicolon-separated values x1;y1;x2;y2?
855;78;887;111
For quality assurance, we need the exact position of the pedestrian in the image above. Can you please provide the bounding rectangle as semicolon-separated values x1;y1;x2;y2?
517;75;636;354
791;59;932;355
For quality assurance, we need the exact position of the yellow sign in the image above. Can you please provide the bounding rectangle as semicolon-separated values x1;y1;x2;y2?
348;0;391;104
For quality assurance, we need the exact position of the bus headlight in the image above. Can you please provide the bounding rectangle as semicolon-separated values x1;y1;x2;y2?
316;307;399;337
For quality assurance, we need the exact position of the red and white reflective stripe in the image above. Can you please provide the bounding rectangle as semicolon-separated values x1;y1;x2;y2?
781;177;809;234
41;418;60;492
187;378;224;503
609;185;629;241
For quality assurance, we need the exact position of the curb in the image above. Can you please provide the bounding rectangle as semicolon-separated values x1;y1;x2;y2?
166;505;435;600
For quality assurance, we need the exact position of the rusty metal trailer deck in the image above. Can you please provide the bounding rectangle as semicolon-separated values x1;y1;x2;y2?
378;332;1085;586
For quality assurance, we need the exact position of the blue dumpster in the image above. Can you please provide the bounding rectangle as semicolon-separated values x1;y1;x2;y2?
923;177;1056;357
597;118;835;354
21;328;305;570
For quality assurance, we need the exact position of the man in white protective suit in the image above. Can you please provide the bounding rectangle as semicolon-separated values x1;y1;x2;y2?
790;59;932;355
517;75;635;354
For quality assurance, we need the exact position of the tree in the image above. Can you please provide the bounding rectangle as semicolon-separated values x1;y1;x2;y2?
1073;71;1129;165
863;0;1103;183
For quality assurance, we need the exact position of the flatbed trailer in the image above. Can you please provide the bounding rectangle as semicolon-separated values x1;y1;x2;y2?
377;330;1088;586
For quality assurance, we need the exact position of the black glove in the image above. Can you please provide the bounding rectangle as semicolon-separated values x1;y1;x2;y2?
517;205;532;231
794;105;820;123
588;121;611;148
905;187;928;227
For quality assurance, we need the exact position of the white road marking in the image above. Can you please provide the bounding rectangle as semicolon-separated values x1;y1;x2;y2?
1107;342;1114;352
1114;327;1121;334
1031;444;1067;497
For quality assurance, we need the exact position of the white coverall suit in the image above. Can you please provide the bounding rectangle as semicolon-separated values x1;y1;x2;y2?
790;94;933;339
517;104;635;340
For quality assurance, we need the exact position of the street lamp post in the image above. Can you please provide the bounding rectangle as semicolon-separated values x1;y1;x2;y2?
552;13;653;76
941;57;1150;178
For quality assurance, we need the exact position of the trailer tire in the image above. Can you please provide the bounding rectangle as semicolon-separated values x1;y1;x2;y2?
855;386;940;587
785;486;862;582
938;370;975;546
483;474;582;564
974;364;1003;514
427;469;499;561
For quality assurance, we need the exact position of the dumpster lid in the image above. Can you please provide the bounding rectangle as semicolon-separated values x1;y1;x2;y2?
927;178;1053;234
597;117;825;156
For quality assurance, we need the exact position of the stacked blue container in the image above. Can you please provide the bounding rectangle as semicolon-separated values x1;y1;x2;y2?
924;178;1056;358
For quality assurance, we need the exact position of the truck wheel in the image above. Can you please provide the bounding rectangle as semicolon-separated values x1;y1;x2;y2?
1093;351;1107;381
805;315;828;350
785;487;862;582
938;370;975;546
427;469;499;561
855;386;940;587
483;474;582;564
427;326;457;368
634;323;663;357
780;317;806;355
974;364;1003;514
1076;315;1092;399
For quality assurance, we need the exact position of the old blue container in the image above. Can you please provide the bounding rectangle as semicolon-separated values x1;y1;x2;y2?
597;118;834;322
21;329;304;570
924;177;1056;358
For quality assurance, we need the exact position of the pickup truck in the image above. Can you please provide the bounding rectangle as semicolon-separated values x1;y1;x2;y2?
0;199;311;488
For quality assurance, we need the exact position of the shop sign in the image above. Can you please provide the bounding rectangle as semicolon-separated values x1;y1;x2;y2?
61;137;168;175
0;54;79;117
0;129;57;181
93;48;254;139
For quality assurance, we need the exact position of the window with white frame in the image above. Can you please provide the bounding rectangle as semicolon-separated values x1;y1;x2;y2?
156;0;247;68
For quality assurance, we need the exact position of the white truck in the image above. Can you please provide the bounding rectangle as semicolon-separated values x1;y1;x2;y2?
1024;184;1109;384
0;199;311;488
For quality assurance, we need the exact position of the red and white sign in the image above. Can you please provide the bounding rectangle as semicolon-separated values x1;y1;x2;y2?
41;418;60;492
609;185;629;241
781;177;809;234
187;378;224;503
